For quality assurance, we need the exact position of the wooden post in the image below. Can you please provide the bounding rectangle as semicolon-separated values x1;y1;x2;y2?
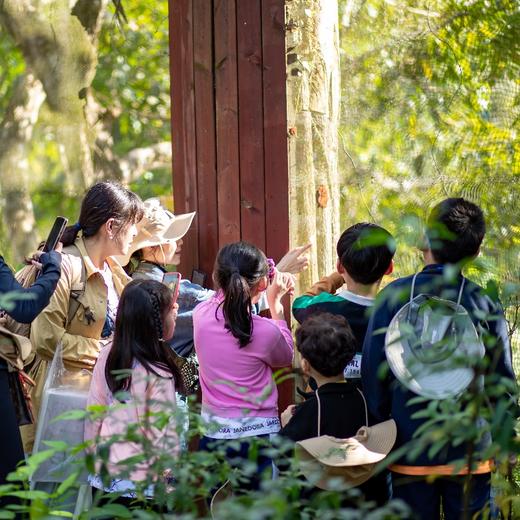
168;0;293;410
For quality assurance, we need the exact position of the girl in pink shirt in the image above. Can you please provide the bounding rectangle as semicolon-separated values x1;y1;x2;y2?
85;279;183;503
194;241;294;488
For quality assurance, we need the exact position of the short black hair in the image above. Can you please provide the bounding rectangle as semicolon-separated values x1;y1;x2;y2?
296;313;356;377
426;198;485;264
336;223;395;285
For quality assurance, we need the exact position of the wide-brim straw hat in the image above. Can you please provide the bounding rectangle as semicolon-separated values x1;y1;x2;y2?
385;294;485;400
115;198;196;266
295;419;397;489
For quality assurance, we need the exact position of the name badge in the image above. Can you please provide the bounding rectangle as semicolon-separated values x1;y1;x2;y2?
344;353;362;379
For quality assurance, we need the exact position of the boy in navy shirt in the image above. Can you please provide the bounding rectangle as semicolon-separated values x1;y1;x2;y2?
362;198;516;519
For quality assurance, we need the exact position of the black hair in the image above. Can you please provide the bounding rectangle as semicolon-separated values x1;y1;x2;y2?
296;313;356;377
62;181;144;247
336;223;395;285
426;198;485;264
213;241;268;348
105;279;184;397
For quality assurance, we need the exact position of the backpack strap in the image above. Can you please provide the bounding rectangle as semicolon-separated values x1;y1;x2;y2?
410;271;466;305
64;246;88;330
456;277;466;306
409;272;420;303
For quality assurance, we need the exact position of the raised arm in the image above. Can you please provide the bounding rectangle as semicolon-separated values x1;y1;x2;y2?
0;252;61;323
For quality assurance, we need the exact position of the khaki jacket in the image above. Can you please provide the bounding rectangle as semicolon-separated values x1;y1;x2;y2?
30;237;129;369
21;237;130;452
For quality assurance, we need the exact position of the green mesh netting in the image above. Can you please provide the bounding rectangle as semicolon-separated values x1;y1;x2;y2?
338;0;520;372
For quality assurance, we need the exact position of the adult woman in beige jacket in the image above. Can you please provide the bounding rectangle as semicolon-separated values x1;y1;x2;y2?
21;182;144;451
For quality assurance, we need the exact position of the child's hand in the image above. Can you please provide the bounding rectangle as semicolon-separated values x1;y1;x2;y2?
267;270;293;301
281;404;297;427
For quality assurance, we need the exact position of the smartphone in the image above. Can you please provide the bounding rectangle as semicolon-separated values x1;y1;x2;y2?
162;272;181;303
191;268;206;287
42;216;68;252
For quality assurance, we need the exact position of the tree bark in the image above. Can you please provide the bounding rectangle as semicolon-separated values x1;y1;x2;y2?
286;0;341;294
0;73;46;261
0;0;109;192
0;0;172;259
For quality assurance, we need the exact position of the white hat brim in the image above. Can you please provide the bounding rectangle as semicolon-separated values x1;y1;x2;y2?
385;298;485;399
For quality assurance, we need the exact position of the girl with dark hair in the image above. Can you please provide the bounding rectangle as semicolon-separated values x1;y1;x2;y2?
21;181;144;451
85;279;182;500
193;242;294;486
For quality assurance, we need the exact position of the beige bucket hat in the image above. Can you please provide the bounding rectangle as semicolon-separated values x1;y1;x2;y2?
115;198;195;266
295;419;397;489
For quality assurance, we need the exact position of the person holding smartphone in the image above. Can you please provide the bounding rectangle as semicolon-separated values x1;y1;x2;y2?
0;237;62;498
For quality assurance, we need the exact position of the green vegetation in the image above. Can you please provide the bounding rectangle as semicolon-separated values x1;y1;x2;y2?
338;0;520;365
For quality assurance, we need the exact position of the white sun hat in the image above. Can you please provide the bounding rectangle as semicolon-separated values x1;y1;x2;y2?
384;274;485;400
115;198;195;266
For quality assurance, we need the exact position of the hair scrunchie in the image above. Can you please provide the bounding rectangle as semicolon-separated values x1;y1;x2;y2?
266;258;276;283
73;222;82;232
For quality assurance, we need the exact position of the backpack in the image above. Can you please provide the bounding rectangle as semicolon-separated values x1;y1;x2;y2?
384;273;485;400
0;326;36;425
2;246;87;367
295;388;397;490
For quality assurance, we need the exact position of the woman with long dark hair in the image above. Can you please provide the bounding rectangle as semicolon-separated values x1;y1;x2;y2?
21;181;144;451
193;241;294;488
85;279;183;500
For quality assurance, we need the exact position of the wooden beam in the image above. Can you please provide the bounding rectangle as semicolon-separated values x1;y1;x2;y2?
214;0;241;246
169;0;198;277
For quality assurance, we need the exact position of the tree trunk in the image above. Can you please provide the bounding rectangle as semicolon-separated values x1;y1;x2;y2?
286;0;341;295
0;0;173;259
0;73;46;261
0;0;109;192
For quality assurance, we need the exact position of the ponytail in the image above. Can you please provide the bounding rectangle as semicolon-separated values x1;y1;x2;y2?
61;223;81;248
222;272;254;347
214;242;268;348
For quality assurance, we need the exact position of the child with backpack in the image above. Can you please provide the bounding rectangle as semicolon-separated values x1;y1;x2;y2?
279;313;394;505
362;198;516;519
193;241;294;488
293;223;395;384
85;279;183;504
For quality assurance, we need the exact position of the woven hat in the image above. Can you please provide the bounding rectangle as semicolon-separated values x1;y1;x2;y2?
295;419;396;489
385;282;485;400
115;198;195;266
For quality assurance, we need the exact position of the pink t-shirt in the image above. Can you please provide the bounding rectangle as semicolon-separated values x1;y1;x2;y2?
193;294;294;419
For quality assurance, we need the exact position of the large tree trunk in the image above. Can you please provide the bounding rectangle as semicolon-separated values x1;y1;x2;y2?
0;0;174;259
286;0;341;294
0;0;104;192
0;73;46;261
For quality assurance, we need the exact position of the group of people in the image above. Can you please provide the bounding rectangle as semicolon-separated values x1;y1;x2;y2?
0;181;515;519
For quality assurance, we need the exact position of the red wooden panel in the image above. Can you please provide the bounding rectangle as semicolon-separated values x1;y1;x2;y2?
169;0;198;277
214;0;241;246
262;0;292;410
237;0;266;251
261;0;289;263
193;0;218;286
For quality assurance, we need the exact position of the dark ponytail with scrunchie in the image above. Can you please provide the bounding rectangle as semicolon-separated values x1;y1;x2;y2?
214;242;268;348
